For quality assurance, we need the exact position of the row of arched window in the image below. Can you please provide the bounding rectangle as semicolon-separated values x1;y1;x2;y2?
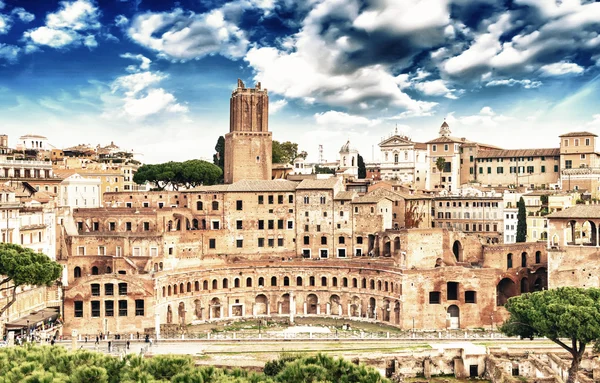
506;250;542;269
74;266;112;278
161;276;400;298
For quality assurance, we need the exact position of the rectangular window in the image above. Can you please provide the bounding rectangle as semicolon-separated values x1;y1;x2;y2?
98;246;106;256
268;195;274;204
278;195;284;204
541;165;546;173
554;165;559;172
304;196;309;204
565;160;572;169
236;200;243;210
487;167;491;174
91;301;100;317
321;236;327;245
287;220;293;229
447;281;458;300
209;239;216;249
258;195;264;204
126;222;132;231
302;249;311;258
143;222;150;231
258;220;264;229
465;291;477;303
135;300;145;316
339;236;345;244
109;222;115;231
303;236;310;245
357;236;363;244
527;166;534;173
277;238;284;246
288;195;293;203
497;167;503;174
105;300;114;317
91;284;100;296
268;238;274;247
429;292;441;304
236;220;243;230
432;144;437;152
277;219;284;229
118;283;128;295
479;167;483;174
586;138;590;146
338;248;346;258
236;239;243;248
268;220;274;229
320;249;328;258
258;238;264;247
581;154;586;159
77;246;85;255
74;301;83;317
212;221;220;230
105;283;114;296
320;196;326;204
118;300;128;316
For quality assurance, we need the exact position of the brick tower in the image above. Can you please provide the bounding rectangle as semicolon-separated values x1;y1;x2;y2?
224;79;272;184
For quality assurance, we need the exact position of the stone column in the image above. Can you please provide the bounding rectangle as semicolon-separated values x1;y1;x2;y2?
252;303;256;316
155;313;161;340
326;303;331;315
338;304;343;316
209;306;213;320
220;305;225;319
347;303;351;317
278;302;282;315
316;304;321;315
289;292;295;324
303;301;307;315
267;302;270;316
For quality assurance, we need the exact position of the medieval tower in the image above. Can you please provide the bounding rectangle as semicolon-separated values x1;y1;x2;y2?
224;79;272;184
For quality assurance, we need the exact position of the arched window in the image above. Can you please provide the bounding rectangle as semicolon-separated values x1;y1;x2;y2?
91;266;99;275
310;276;315;286
521;252;527;268
106;266;112;274
246;277;252;287
507;253;513;269
353;278;358;288
362;278;366;288
351;157;355;166
342;277;348;287
179;283;184;293
74;267;81;278
370;279;375;289
321;276;327;286
296;276;303;286
234;278;240;288
223;278;228;289
212;280;217;289
332;277;338;287
258;277;264;286
196;201;203;210
404;151;408;160
394;154;399;163
187;282;191;292
173;284;178;294
283;276;290;286
168;286;172;296
194;281;199;291
271;276;277;286
162;286;165;297
203;280;208;290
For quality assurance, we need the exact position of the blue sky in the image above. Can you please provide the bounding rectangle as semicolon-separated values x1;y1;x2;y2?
0;0;600;164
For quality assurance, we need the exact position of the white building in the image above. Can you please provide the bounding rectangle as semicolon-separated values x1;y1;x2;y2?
426;122;464;192
338;140;359;178
292;157;313;175
59;174;101;208
378;129;428;188
503;191;522;244
16;134;51;151
0;186;21;243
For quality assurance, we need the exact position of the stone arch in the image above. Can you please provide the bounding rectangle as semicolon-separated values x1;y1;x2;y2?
369;279;375;290
330;294;341;315
342;277;348;287
383;236;391;256
195;281;199;291
533;267;547;291
255;294;268;315
179;283;184;294
350;296;361;317
321;276;327;286
210;297;221;319
368;297;376;318
306;294;318;314
520;277;529;293
280;293;290;314
352;278;358;288
332;277;338;287
192;219;199;229
497;278;517;306
447;305;460;329
394;301;400;324
91;266;99;275
377;280;382;290
535;251;542;264
384;281;389;292
394;237;400;253
507;253;513;269
194;299;202;320
203;280;208;290
283;276;290;286
362;278;367;289
173;284;178;295
166;305;173;324
452;240;462;261
74;266;81;278
382;299;391;322
168;286;172;296
309;276;316;286
178;302;186;325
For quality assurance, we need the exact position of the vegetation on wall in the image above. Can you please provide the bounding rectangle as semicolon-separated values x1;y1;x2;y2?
272;141;306;164
0;346;390;383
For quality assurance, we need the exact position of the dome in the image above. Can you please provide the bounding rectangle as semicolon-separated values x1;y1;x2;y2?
339;140;355;153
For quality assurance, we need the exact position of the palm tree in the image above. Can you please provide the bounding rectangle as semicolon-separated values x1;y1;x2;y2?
435;157;446;190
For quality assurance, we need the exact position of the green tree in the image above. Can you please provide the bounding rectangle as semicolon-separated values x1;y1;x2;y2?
313;165;335;175
501;287;600;383
516;196;527;242
133;160;222;190
435;157;446;189
213;136;225;172
0;244;62;319
357;154;366;179
272;141;302;164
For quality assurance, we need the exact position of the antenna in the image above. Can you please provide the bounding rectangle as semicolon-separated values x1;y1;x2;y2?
319;144;324;164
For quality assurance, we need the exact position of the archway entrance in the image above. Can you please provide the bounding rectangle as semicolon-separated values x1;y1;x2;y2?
452;241;462;261
280;293;290;314
255;294;268;315
447;305;459;329
497;278;517;306
210;298;221;319
330;295;341;315
307;294;318;314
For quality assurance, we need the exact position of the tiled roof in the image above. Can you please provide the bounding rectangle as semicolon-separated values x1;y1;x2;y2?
296;177;341;190
477;148;559;158
334;191;355;200
352;195;390;204
425;136;468;144
559;131;598;138
226;179;298;192
547;204;600;219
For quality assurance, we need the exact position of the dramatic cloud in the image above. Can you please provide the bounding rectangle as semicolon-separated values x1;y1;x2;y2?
127;5;249;60
314;111;382;127
108;69;187;119
120;52;151;71
485;78;542;88
11;8;35;23
413;79;458;99
540;62;585;76
24;0;101;49
269;99;287;114
0;14;9;34
0;44;20;63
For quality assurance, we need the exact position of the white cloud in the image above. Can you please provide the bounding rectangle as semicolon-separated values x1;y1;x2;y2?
269;99;287;114
539;61;585;76
24;0;100;49
107;69;187;120
115;15;128;27
457;106;512;127
413;79;457;99
26;27;76;48
485;78;542;88
0;1;4;9
46;0;100;30
0;14;10;34
353;0;450;34
120;52;151;71
586;114;600;127
314;110;381;127
11;7;35;23
128;6;249;60
0;44;20;63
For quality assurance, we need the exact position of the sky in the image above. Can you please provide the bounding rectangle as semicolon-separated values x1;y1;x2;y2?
0;0;600;164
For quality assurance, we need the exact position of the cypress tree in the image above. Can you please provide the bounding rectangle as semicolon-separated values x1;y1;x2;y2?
516;196;527;242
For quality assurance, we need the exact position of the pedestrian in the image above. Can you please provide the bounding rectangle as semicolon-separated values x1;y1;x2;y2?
95;336;99;344
136;332;139;340
50;339;55;346
126;340;130;350
108;341;111;352
85;336;88;343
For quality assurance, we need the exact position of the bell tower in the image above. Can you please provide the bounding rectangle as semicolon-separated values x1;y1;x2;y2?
224;79;272;184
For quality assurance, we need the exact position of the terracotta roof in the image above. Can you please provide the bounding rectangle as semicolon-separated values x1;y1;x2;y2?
559;131;598;138
352;195;390;204
547;204;600;219
477;148;559;158
426;136;470;144
296;177;341;190
226;179;298;192
334;191;356;200
414;143;427;150
367;188;403;201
